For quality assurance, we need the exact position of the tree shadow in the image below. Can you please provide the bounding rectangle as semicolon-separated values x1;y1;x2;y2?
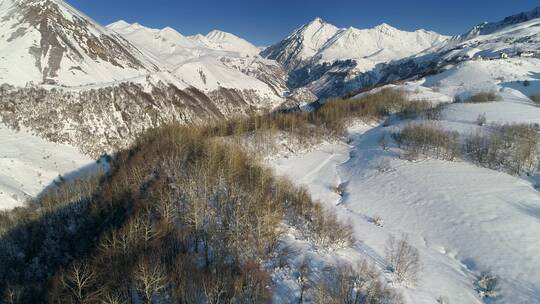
0;156;129;302
501;72;540;97
36;155;110;201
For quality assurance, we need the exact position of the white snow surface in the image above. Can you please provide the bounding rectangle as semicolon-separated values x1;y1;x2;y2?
270;124;540;303
0;124;102;210
269;57;540;303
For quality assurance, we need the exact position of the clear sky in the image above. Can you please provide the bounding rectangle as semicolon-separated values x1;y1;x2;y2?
68;0;539;46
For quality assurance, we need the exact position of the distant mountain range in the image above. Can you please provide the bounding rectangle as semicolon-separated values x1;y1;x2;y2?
0;0;539;154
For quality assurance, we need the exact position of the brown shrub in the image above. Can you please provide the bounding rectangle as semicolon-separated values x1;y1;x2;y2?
314;261;403;304
394;123;460;161
466;92;501;103
530;94;540;105
464;124;540;175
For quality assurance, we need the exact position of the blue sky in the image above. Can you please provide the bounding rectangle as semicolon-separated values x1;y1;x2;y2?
68;0;539;46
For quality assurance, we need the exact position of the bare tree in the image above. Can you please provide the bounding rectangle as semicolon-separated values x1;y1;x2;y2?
58;261;102;303
134;259;168;304
476;113;487;126
298;257;312;304
385;234;421;284
314;261;403;304
2;285;23;304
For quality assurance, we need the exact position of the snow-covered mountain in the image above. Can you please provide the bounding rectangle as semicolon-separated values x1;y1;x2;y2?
0;0;301;156
463;6;540;39
262;18;448;97
263;18;448;71
190;30;261;56
106;21;289;98
0;0;159;86
261;18;341;70
359;6;540;94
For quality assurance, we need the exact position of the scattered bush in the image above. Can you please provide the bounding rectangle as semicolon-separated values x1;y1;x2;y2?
399;100;433;119
394;123;460;161
204;88;409;145
314;261;403;304
464;124;540;175
372;215;384;227
466;92;501;103
378;134;389;150
475;270;499;299
437;296;450;304
385;234;421;284
476;113;487;126
332;183;346;197
395;122;540;175
297;257;312;304
424;103;447;120
374;158;392;173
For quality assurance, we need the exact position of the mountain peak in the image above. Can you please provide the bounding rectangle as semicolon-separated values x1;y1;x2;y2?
109;20;130;28
311;17;326;25
206;29;236;40
302;17;335;32
374;23;397;31
201;30;260;55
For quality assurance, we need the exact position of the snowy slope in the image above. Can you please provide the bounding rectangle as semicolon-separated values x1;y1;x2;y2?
107;21;287;105
268;24;540;300
191;30;261;56
0;124;102;210
437;12;540;62
0;0;158;86
270;89;540;304
366;7;540;95
463;7;540;38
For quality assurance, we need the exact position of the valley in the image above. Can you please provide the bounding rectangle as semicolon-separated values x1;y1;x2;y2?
0;0;539;303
